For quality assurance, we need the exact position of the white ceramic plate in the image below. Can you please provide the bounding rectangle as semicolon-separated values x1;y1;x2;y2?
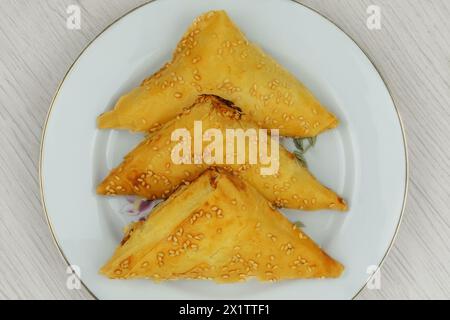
40;0;407;300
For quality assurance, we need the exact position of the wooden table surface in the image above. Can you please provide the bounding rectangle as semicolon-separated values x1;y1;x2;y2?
0;0;449;299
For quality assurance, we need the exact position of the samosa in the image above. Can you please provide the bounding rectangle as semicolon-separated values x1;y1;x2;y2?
100;170;344;282
97;95;346;211
98;10;338;137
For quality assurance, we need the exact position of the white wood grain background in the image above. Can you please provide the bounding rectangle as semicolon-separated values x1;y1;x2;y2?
0;0;448;300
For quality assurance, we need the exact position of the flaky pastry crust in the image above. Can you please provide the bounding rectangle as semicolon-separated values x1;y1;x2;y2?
97;95;347;211
100;170;344;282
97;10;338;137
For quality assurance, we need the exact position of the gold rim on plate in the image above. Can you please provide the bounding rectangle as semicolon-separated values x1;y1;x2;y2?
39;0;409;300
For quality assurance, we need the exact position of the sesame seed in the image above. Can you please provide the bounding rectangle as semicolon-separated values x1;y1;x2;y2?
194;234;204;240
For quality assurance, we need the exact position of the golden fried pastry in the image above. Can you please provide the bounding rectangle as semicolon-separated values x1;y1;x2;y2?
97;95;346;211
97;10;338;137
100;170;344;282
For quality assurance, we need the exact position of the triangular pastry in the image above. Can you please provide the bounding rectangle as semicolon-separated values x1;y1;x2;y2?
97;10;338;137
100;170;344;282
97;95;346;211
